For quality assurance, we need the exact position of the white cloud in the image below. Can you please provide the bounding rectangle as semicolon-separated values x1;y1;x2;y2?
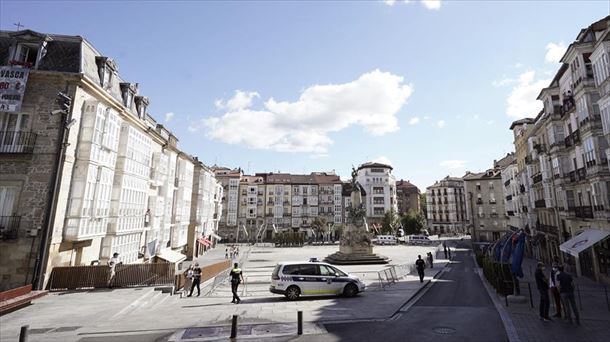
383;0;397;5
545;42;567;63
408;117;420;125
473;114;479;120
164;112;174;122
423;116;430;120
492;76;517;87
506;70;549;118
373;156;393;166
201;70;414;154
421;0;441;10
513;63;523;68
440;160;466;169
487;120;495;125
436;120;446;128
215;90;260;111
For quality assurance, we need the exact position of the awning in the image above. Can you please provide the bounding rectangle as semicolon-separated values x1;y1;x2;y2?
197;238;212;246
559;229;610;257
156;248;187;263
211;233;222;241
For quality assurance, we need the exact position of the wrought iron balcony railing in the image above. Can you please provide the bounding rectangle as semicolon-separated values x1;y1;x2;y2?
0;216;20;240
0;131;37;154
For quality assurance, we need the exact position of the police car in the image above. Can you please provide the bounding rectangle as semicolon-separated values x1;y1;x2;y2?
269;259;365;300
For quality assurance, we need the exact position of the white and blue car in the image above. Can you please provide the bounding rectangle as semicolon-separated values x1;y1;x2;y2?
270;260;365;300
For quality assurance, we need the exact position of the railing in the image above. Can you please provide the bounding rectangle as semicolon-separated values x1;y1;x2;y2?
506;211;515;216
49;262;175;291
0;131;37;154
575;206;594;219
504;179;510;187
532;173;543;184
577;167;587;181
0;215;20;240
537;224;557;234
506;195;513;201
534;199;546;208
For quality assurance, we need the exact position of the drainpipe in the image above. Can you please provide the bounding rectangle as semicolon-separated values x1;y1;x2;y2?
32;86;73;290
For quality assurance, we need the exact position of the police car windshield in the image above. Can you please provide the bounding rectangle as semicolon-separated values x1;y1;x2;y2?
329;266;347;277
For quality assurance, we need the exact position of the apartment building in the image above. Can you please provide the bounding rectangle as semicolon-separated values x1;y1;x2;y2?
396;180;420;215
238;175;265;241
263;173;292;235
426;176;468;235
0;30;221;291
506;16;610;283
212;166;241;241
313;172;343;226
356;162;398;221
463;154;514;243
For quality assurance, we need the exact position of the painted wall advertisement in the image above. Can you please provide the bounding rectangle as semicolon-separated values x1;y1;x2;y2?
0;66;30;112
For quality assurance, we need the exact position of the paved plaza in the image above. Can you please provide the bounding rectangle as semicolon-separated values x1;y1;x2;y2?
0;243;446;341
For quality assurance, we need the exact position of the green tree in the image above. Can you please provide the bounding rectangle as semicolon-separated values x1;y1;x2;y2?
311;217;327;241
401;210;425;235
381;209;399;235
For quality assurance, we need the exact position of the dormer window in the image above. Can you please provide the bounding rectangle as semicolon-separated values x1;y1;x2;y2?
134;96;149;119
7;30;51;69
95;56;117;88
120;83;137;109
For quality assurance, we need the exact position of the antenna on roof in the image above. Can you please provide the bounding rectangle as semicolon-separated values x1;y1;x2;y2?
14;22;24;30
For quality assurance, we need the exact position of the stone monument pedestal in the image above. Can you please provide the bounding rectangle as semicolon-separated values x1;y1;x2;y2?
324;223;389;265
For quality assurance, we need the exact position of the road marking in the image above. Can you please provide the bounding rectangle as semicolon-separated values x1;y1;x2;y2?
111;290;155;320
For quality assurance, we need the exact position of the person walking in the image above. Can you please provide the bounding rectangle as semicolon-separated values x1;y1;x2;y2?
534;262;551;322
187;263;202;297
107;252;122;288
225;248;229;259
427;252;434;269
556;266;580;325
183;265;194;297
549;261;562;318
415;255;426;283
230;263;244;304
443;242;448;259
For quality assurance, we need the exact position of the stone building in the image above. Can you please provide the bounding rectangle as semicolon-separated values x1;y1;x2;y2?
426;176;468;235
355;162;398;221
395;180;420;215
212;166;241;241
0;30;221;291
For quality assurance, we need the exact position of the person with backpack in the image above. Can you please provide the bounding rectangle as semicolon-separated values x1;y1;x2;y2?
230;263;245;304
415;255;426;283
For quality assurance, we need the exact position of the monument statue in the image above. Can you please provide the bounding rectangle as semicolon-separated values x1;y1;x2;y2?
325;166;389;265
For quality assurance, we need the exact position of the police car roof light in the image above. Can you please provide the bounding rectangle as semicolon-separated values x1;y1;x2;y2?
309;257;318;262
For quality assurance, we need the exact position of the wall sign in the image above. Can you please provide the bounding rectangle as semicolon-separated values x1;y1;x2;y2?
0;66;29;112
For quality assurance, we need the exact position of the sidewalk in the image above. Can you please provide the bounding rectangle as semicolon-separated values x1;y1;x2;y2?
500;257;610;342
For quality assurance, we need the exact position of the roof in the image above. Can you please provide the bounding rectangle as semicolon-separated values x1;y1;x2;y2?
265;173;292;184
357;162;393;171
313;173;341;184
509;118;534;130
241;175;265;184
494;153;516;169
290;174;317;184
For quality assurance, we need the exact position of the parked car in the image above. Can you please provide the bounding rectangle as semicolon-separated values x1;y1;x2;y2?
270;260;365;300
406;235;431;245
374;235;397;245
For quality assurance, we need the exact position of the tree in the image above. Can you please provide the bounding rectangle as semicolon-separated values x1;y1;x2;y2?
381;209;400;235
401;210;425;235
311;217;327;242
333;224;344;241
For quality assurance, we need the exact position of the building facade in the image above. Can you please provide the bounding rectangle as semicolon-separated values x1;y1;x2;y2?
426;176;468;235
355;162;398;220
0;30;222;291
396;180;420;215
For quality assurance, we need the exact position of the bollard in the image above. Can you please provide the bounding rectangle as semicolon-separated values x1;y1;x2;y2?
19;325;29;342
230;315;238;339
527;283;533;308
297;310;303;335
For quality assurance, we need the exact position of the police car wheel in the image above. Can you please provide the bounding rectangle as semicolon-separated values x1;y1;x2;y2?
343;283;358;297
285;286;300;301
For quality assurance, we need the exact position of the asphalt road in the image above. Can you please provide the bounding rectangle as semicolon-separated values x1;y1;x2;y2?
317;241;509;342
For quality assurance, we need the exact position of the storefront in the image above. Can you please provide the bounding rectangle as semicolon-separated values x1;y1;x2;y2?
559;229;610;283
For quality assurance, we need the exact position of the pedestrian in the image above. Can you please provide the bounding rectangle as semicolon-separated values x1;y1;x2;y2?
556;266;580;325
448;247;452;259
107;252;122;288
534;262;551;322
230;262;244;304
225;248;229;259
427;252;434;269
415;255;426;283
549;261;562;318
183;265;193;297
187;262;202;297
443;242;448;259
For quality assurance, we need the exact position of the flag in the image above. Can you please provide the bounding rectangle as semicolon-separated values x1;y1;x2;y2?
364;218;369;232
494;232;512;261
242;224;249;237
500;233;516;263
511;232;526;278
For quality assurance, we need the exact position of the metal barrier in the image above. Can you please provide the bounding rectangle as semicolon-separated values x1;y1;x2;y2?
49;262;175;291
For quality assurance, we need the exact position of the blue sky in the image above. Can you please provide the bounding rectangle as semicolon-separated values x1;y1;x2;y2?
1;0;608;189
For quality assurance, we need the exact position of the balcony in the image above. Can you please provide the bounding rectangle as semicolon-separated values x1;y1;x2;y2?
0;131;37;154
522;206;528;213
504;179;510;187
533;143;546;154
532;173;543;184
506;211;515;216
564;130;580;147
577;167;586;181
579;115;602;135
524;156;532;164
476;199;483;205
506;194;513;201
490;212;499;218
534;199;546;208
0;216;20;240
561;95;575;115
538;224;558;235
520;185;526;193
575;206;594;219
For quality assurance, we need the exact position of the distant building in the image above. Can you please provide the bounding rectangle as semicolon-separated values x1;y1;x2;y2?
355;162;398;220
396;180;420;215
426;177;468;235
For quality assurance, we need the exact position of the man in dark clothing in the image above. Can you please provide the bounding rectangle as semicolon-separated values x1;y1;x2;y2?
549;261;562;318
415;255;426;283
230;263;245;304
556;266;580;325
427;252;434;269
443;242;448;259
534;262;551;321
188;263;202;297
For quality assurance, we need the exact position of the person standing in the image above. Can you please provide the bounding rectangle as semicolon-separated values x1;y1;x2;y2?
556;266;580;325
427;252;434;269
225;248;229;259
534;262;551;322
415;255;426;283
183;265;194;297
187;263;202;297
443;242;448;259
107;252;121;288
230;263;245;304
549;261;562;318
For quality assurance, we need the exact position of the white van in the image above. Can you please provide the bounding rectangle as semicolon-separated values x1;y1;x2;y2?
375;235;397;245
406;235;431;245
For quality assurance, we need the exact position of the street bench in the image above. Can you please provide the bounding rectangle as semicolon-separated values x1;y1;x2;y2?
0;284;47;316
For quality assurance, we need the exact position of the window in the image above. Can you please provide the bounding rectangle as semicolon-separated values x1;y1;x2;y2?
13;43;39;66
0;113;31;151
583;137;596;166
